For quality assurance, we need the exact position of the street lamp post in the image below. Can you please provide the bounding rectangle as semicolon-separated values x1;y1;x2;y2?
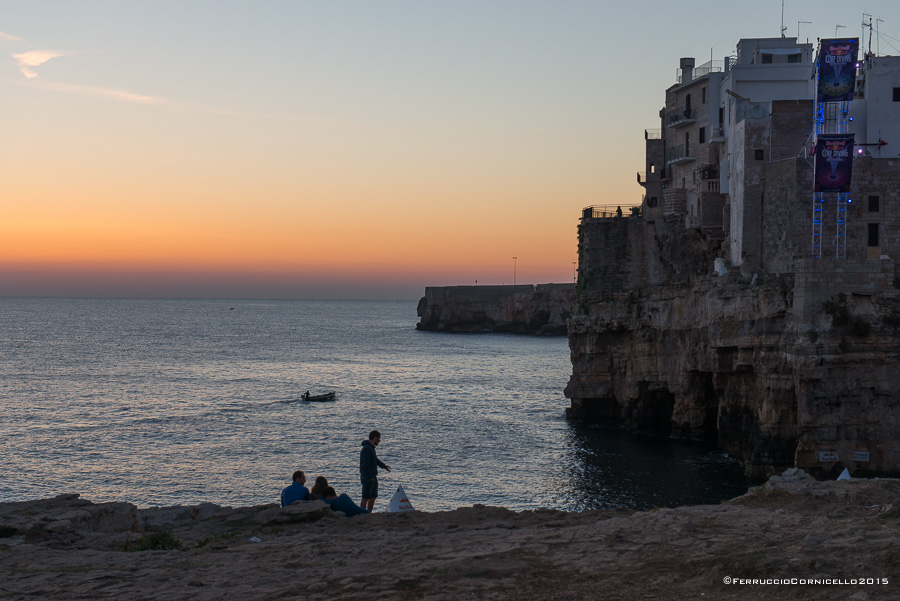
512;257;517;285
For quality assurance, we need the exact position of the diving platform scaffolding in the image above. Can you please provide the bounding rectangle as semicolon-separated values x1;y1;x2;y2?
811;62;852;259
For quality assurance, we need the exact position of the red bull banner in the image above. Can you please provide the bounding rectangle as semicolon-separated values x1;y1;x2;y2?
814;134;855;192
817;38;859;103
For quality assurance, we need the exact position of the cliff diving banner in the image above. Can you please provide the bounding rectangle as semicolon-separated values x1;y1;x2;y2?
816;38;859;103
814;134;855;192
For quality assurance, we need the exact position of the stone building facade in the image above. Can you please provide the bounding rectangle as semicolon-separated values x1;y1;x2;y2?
568;39;900;478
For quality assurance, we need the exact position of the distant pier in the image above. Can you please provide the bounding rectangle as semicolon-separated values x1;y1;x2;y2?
416;284;575;335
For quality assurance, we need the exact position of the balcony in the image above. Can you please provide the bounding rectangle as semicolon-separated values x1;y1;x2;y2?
666;106;696;128
700;166;719;180
666;144;696;165
709;126;726;143
637;171;646;186
581;204;640;220
659;164;672;182
645;129;662;140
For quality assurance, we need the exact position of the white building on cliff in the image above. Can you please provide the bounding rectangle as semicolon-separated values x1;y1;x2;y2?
569;34;900;478
640;36;900;272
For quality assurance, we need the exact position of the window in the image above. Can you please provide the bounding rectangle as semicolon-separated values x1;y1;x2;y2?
685;132;690;155
761;53;773;64
787;53;801;63
649;197;658;208
868;223;880;247
869;195;880;212
702;87;707;104
755;149;764;161
650;163;656;174
718;107;724;124
894;87;900;102
699;127;706;144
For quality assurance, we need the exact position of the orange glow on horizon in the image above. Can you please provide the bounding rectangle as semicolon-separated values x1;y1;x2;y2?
1;169;596;297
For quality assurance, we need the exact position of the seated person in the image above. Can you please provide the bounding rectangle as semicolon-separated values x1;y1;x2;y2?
280;470;309;506
309;476;329;500
321;486;370;517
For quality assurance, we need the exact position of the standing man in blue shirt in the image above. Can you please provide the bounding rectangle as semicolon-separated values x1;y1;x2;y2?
281;470;309;506
359;430;390;512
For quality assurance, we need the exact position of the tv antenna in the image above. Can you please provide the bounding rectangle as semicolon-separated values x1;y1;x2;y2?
863;14;872;55
876;19;884;56
798;21;812;41
835;24;846;37
781;0;787;37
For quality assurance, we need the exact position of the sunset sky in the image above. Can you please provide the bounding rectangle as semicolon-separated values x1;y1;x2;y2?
2;1;897;299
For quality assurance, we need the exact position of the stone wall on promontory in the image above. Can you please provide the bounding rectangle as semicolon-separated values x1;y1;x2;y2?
566;210;900;478
417;284;575;335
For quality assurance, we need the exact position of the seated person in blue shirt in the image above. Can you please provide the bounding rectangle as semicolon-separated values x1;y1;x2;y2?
281;470;309;506
321;486;370;517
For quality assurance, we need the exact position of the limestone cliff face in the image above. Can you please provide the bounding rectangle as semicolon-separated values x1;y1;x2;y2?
417;284;575;335
567;213;900;478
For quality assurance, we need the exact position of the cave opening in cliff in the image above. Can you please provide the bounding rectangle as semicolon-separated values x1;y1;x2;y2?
632;382;675;434
695;372;720;444
571;397;622;423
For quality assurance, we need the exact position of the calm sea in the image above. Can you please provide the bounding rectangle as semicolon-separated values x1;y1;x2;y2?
0;298;755;512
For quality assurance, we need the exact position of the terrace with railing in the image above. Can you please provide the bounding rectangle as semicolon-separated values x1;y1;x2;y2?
666;144;696;164
674;58;735;84
581;204;642;219
666;106;696;127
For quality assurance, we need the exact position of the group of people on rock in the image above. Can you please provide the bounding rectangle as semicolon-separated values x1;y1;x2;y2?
281;430;391;517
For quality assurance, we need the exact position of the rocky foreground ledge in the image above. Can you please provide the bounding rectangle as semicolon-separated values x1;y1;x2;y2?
2;471;898;600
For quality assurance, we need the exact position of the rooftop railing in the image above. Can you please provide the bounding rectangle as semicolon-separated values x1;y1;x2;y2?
581;204;641;219
674;58;735;84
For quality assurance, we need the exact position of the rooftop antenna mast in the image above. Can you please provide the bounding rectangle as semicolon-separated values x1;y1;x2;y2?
835;24;846;38
781;0;787;37
859;13;872;54
877;19;884;56
798;21;812;41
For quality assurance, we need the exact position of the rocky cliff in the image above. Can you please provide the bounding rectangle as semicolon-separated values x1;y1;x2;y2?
3;473;898;600
566;213;900;478
417;284;575;335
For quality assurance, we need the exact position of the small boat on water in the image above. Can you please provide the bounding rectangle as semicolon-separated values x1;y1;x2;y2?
302;391;336;402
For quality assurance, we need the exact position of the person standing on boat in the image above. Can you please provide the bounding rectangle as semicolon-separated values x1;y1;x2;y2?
281;470;309;506
359;430;390;512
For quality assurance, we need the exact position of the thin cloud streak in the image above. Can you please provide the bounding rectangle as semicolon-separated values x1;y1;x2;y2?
0;31;22;41
13;49;68;78
34;80;169;104
18;78;293;118
27;80;266;115
9;43;276;117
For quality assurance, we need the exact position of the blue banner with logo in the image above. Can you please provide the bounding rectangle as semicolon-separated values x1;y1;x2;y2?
814;134;855;192
817;38;859;103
